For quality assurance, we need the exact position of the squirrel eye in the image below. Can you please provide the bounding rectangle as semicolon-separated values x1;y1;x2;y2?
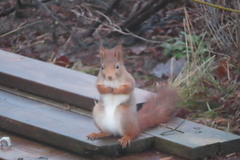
116;65;120;69
101;65;104;70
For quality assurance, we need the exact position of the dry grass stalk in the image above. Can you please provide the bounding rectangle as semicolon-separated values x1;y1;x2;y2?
199;0;240;55
173;8;214;106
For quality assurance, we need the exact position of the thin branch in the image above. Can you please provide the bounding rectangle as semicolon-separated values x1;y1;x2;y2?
75;10;162;43
0;21;43;38
121;0;177;32
84;0;120;37
34;0;69;31
0;0;52;17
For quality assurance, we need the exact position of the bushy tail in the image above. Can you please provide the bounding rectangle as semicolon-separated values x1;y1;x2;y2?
137;83;180;132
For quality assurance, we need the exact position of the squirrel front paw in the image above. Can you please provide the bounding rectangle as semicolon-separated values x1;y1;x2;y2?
97;85;113;94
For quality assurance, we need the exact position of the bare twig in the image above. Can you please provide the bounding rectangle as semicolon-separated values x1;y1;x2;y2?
34;0;69;31
75;9;162;43
199;0;239;55
63;34;72;50
120;0;177;32
84;0;120;37
0;0;52;17
0;20;43;38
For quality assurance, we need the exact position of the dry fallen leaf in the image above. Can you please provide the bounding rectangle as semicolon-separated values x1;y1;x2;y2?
152;57;185;78
130;45;147;55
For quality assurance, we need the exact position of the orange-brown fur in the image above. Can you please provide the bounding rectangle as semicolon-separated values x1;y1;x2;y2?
87;44;179;148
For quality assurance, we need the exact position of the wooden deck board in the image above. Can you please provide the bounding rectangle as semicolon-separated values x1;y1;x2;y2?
0;131;184;160
146;118;240;159
1;50;240;159
0;90;152;157
0;49;150;110
0;131;87;160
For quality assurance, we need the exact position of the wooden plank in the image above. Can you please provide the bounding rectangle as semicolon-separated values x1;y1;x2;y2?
1;50;240;159
1;88;240;160
0;90;152;157
0;131;87;160
0;131;184;160
0;49;151;110
146;118;240;160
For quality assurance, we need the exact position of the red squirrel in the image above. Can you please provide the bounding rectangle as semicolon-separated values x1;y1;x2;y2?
87;44;179;148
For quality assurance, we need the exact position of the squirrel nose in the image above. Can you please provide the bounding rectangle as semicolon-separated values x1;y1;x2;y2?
108;76;113;80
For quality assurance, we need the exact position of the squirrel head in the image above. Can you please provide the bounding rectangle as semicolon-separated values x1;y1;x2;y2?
99;44;125;81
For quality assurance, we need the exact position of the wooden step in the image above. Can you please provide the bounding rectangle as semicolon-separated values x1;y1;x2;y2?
0;49;240;159
147;118;240;159
0;131;184;160
0;131;87;160
0;49;151;110
0;90;152;157
1;88;240;159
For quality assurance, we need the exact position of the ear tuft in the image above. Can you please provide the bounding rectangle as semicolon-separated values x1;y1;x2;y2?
114;44;123;61
99;45;105;59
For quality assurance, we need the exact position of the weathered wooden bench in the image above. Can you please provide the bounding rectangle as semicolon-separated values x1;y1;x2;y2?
0;49;240;160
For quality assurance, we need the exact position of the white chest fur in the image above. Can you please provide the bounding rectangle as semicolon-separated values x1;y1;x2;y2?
99;80;131;135
101;94;129;135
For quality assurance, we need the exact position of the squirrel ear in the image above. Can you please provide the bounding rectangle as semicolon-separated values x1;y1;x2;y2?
99;45;105;59
114;44;123;61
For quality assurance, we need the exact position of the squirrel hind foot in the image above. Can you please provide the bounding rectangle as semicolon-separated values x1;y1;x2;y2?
118;135;134;149
87;132;110;140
